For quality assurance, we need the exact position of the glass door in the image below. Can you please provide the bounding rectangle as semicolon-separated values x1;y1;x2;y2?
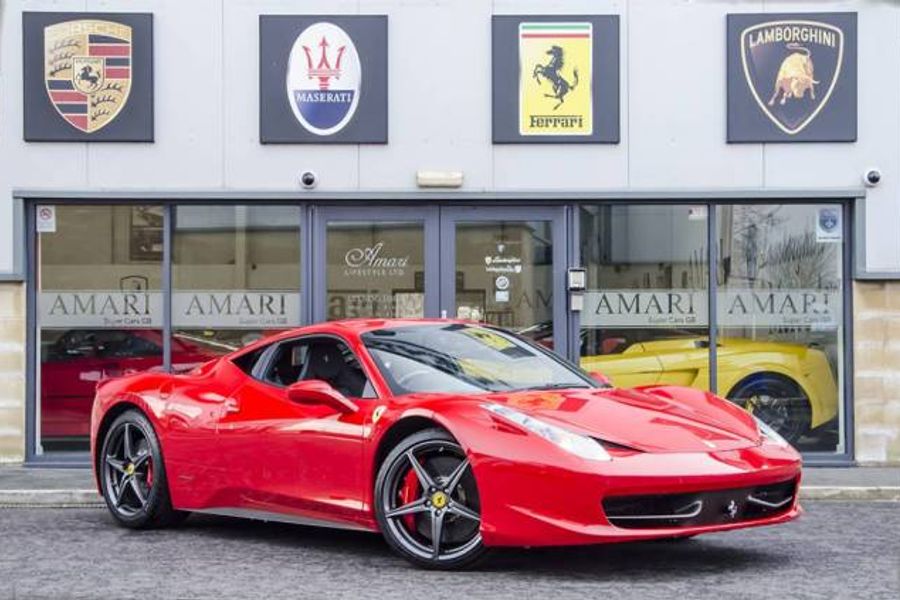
440;206;568;354
313;207;439;322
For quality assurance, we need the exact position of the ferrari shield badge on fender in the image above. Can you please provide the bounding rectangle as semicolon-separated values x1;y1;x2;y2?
286;22;361;136
44;19;133;133
740;20;843;135
519;22;592;136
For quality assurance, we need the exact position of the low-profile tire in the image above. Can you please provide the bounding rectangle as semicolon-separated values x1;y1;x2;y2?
727;374;812;445
98;410;186;529
375;428;488;569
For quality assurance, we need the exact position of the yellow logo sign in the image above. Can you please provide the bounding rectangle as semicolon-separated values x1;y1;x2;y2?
44;19;133;133
431;491;448;509
519;22;592;136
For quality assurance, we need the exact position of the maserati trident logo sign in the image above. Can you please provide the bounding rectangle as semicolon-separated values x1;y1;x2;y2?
287;22;361;136
740;20;843;135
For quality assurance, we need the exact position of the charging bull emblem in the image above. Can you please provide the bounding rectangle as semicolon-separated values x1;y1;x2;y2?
741;20;843;135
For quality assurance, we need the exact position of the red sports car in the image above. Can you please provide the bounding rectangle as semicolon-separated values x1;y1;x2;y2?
91;319;801;569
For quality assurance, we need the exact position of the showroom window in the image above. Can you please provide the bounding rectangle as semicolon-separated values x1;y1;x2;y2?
36;205;164;452
578;202;848;456
716;204;845;453
579;205;710;389
173;205;302;357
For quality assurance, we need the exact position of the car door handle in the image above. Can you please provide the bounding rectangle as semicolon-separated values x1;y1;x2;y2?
223;398;240;414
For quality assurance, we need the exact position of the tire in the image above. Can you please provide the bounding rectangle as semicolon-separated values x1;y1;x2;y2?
374;428;488;569
727;374;812;445
98;410;186;529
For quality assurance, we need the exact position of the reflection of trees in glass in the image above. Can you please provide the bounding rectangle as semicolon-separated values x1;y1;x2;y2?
723;206;837;289
765;232;839;289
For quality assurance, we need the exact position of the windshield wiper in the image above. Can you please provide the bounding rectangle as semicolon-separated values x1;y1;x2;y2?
523;383;591;391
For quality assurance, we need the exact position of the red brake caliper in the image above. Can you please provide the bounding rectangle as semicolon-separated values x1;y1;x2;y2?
399;465;421;533
146;458;154;489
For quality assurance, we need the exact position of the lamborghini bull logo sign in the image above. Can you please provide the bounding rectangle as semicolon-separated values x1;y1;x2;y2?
740;20;844;135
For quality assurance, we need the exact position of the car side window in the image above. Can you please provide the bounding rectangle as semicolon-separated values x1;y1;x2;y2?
262;337;376;400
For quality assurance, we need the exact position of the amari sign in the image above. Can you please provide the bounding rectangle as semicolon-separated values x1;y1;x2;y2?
40;291;301;329
581;288;841;330
727;13;857;142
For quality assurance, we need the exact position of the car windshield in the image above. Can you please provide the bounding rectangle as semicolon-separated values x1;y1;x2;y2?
362;323;595;395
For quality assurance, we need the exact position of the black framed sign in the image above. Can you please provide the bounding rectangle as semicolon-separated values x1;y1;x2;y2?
727;13;857;142
492;15;619;144
23;12;154;142
259;15;388;144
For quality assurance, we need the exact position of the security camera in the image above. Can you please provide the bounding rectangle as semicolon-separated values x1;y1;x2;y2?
300;171;318;189
863;168;882;187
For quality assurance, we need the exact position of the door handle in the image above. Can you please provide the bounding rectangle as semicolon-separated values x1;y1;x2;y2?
223;398;240;414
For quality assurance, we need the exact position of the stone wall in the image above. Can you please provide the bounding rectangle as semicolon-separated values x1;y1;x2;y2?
853;281;900;464
0;283;25;462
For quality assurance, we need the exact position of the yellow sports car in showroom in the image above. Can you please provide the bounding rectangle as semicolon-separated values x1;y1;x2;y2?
580;337;838;444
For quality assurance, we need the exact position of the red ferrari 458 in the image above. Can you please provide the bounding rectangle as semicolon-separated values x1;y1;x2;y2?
91;319;801;569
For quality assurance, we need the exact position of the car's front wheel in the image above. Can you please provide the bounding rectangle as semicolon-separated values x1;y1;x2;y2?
728;374;812;444
375;428;487;569
99;410;185;529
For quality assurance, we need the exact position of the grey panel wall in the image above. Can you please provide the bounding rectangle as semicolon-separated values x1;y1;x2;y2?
1;0;898;272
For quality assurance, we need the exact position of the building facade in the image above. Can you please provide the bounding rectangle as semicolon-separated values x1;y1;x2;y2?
1;0;898;466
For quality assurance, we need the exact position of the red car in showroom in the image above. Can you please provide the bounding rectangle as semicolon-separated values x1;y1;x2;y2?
91;319;801;569
42;329;217;448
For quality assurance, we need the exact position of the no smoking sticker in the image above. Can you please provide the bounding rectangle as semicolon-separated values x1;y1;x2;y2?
36;205;56;233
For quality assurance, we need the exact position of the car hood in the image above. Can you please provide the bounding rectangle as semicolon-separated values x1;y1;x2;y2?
478;386;761;453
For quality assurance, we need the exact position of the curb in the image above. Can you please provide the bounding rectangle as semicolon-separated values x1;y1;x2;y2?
0;486;898;507
0;489;103;508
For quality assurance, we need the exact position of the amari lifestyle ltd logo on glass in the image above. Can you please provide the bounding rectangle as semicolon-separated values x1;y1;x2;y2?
286;22;361;136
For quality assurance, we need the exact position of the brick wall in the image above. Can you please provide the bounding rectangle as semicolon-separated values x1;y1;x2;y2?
0;283;25;463
854;281;900;464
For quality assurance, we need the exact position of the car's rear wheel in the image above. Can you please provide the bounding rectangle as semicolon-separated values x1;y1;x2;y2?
375;428;487;569
728;374;812;444
99;410;185;529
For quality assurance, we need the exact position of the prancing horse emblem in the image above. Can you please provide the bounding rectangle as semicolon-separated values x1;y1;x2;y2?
532;45;579;110
725;500;739;520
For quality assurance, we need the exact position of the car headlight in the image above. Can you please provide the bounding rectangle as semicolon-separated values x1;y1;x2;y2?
755;416;789;448
482;403;611;461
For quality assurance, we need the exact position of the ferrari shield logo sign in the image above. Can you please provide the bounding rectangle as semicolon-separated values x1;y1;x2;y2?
519;22;592;136
286;22;361;136
44;19;132;133
740;20;843;135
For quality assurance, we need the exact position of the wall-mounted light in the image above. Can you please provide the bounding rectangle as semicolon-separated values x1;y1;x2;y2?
416;170;464;188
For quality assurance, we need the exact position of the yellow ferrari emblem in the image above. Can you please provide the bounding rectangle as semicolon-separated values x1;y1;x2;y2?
124;463;135;476
431;491;448;509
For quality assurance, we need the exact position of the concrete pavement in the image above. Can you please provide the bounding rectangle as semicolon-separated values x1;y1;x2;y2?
0;502;897;599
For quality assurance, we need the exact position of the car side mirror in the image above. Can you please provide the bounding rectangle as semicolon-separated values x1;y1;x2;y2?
287;380;358;414
588;371;613;387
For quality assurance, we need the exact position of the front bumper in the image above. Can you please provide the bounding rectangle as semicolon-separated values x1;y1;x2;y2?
473;443;802;547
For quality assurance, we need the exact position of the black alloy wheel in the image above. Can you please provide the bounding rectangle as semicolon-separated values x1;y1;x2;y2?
99;410;185;528
375;428;487;569
728;374;812;445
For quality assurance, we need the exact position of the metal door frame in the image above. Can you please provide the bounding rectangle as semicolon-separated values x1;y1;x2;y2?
439;205;568;356
312;205;440;322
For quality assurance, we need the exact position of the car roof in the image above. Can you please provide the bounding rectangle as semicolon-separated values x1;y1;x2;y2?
230;318;478;358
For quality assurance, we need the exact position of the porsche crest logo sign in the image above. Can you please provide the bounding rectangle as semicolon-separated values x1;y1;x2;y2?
740;20;843;135
44;19;133;134
24;12;153;142
493;15;619;144
727;13;856;142
518;22;592;136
